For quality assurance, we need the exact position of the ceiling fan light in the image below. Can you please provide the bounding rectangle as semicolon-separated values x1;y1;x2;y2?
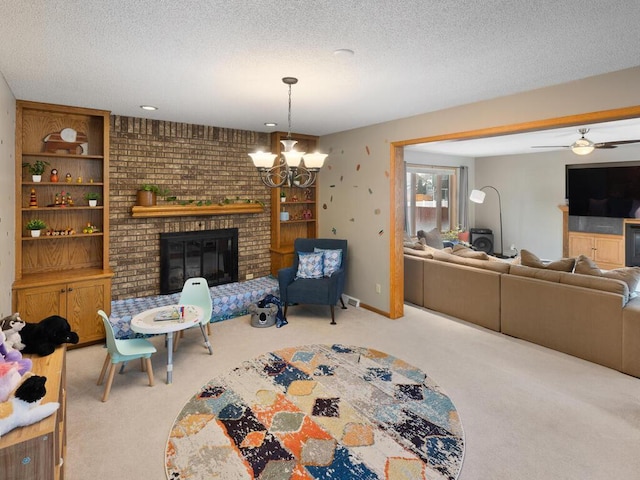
571;138;595;155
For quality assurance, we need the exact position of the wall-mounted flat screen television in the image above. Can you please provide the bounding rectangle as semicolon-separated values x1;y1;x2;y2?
566;161;640;218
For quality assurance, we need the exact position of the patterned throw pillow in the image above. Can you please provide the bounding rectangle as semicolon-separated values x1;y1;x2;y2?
314;248;343;277
296;251;324;279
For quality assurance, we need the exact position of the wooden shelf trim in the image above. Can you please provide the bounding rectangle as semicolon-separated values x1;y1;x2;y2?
22;206;104;212
131;203;264;218
22;152;104;160
22;232;104;241
22;181;104;186
13;268;114;288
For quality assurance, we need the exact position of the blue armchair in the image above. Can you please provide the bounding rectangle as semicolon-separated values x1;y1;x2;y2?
278;238;348;324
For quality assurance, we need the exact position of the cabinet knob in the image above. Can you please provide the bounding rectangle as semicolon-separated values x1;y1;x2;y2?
60;289;66;293
67;287;73;292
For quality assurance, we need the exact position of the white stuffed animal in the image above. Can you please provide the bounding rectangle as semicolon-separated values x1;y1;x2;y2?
0;374;59;437
0;313;26;351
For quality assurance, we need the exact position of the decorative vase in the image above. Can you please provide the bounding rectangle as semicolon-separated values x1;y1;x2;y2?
30;230;41;237
136;190;156;206
32;175;42;183
280;211;289;221
89;199;98;207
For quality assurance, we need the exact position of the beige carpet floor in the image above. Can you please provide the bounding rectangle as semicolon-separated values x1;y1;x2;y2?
65;303;640;479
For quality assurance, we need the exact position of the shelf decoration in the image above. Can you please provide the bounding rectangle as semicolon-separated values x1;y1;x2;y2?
45;227;76;236
136;184;170;207
303;188;313;200
29;188;37;208
43;128;88;155
26;219;46;237
81;223;99;234
22;160;50;182
84;192;101;207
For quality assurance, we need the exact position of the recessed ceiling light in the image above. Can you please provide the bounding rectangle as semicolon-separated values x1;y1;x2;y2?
333;48;355;57
264;122;277;127
140;105;158;111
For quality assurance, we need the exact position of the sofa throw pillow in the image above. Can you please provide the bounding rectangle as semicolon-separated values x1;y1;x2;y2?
314;248;343;276
403;241;426;251
573;255;601;276
296;251;324;279
452;244;490;260
574;255;640;293
520;249;575;272
417;228;444;249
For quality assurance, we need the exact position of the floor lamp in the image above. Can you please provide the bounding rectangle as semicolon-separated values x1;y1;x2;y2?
469;185;505;258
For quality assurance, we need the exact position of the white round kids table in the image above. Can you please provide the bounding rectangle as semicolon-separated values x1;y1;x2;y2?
130;304;203;384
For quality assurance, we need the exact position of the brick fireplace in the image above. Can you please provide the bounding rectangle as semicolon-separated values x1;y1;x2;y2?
109;115;272;300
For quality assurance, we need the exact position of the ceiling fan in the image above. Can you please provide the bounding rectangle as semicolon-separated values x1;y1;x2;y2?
532;128;640;155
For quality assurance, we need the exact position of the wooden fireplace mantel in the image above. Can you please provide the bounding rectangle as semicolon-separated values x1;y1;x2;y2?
131;203;264;218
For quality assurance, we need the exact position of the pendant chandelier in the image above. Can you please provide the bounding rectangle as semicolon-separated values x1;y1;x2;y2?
249;77;327;188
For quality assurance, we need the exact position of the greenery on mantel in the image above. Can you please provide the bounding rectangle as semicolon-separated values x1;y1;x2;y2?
165;196;264;207
219;196;265;207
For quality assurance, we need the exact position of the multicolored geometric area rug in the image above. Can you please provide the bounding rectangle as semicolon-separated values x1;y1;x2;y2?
166;344;464;479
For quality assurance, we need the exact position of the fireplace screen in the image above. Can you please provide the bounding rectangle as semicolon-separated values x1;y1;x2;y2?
160;228;238;294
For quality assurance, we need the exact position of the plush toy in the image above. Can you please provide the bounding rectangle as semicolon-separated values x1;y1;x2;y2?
20;315;79;357
1;313;26;351
0;374;59;437
0;363;23;403
0;331;32;375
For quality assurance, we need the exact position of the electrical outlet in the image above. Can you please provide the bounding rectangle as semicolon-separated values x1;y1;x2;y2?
246;273;254;280
375;283;381;294
509;243;516;252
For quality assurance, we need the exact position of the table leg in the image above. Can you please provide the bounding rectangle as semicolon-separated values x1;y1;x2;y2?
166;331;174;384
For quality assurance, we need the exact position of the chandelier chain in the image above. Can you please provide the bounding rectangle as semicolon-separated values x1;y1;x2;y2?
287;83;293;140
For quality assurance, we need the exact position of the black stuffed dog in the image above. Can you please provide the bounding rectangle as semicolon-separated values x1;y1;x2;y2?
20;315;79;356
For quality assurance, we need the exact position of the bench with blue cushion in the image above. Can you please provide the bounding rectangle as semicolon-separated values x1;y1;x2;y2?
108;276;279;339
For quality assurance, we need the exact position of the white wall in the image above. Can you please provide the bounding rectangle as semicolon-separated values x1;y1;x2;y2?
0;72;15;316
319;66;640;313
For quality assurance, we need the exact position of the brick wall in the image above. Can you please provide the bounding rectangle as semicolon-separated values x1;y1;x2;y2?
109;115;272;300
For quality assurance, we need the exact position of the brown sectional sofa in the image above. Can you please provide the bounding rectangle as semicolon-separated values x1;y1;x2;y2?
404;247;640;378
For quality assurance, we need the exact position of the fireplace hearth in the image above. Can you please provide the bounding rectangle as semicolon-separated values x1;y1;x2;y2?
160;228;238;294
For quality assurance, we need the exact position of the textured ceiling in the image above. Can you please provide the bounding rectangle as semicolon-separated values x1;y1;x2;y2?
406;118;640;157
1;1;640;138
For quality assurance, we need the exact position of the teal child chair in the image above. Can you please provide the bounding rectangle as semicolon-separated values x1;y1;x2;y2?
172;277;213;355
97;310;157;402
